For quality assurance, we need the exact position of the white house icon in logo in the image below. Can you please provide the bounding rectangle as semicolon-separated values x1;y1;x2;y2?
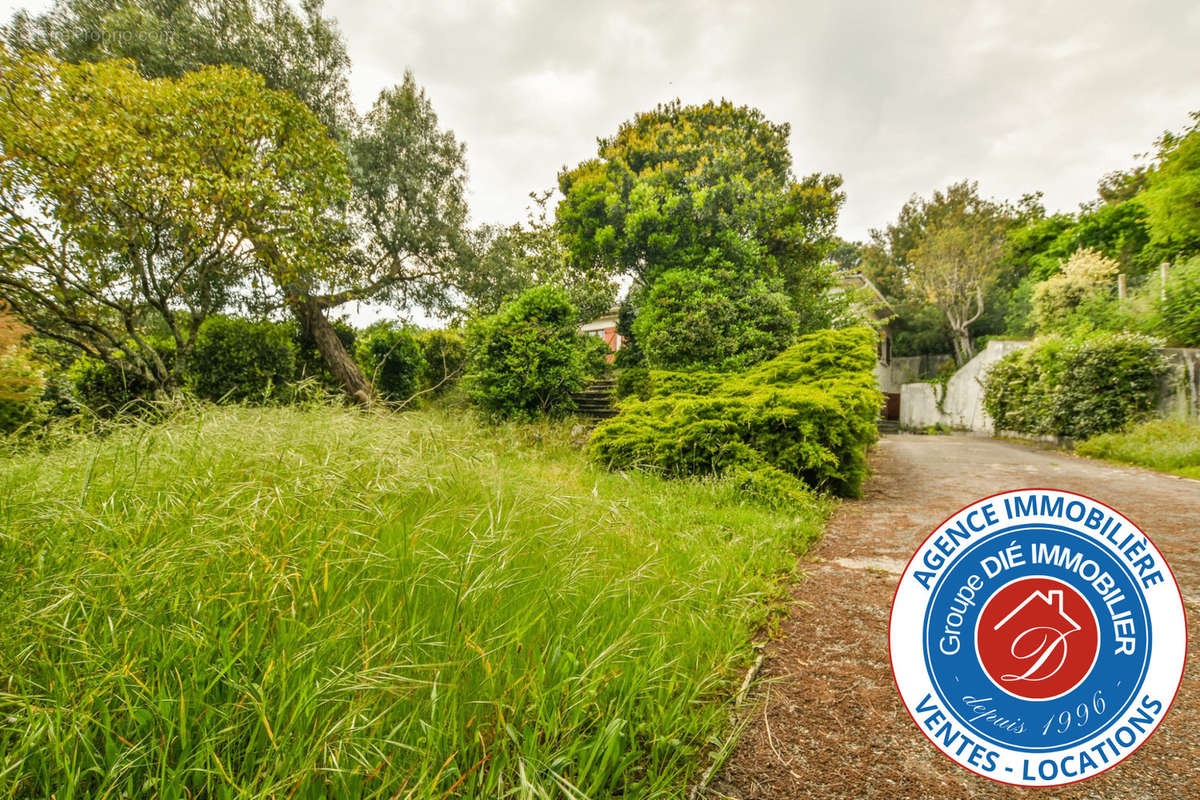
991;589;1082;684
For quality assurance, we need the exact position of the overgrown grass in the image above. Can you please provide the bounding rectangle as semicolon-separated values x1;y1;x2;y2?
1075;417;1200;480
0;404;828;799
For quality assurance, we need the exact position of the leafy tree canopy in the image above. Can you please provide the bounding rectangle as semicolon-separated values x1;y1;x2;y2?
0;51;347;396
556;100;844;303
1142;112;1200;257
4;0;353;133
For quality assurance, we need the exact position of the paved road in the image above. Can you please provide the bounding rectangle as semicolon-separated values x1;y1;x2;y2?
712;433;1199;799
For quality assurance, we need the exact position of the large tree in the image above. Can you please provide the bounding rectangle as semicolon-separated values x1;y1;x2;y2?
1142;111;1200;257
863;181;1020;360
0;53;348;398
4;0;470;402
556;100;844;369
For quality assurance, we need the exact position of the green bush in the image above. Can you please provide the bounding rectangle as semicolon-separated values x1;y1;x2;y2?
615;367;652;400
464;286;593;420
632;268;798;371
1158;257;1200;346
416;328;466;395
68;342;175;416
0;347;45;435
646;370;728;398
982;332;1166;439
355;322;424;401
588;327;882;497
187;316;296;403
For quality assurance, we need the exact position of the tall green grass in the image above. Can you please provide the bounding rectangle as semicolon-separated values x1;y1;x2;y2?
0;405;827;798
1075;417;1200;479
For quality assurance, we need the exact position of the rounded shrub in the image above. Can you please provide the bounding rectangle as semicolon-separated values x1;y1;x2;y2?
464;286;590;420
982;332;1166;439
186;316;296;403
355;322;424;401
588;327;882;497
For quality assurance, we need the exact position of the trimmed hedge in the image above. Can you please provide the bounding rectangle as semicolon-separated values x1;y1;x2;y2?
588;327;882;497
982;332;1166;439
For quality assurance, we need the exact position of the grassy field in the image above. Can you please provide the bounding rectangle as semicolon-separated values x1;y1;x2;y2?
1075;418;1200;479
0;404;827;799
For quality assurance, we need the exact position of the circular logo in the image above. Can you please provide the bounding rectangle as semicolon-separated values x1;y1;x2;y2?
889;490;1186;787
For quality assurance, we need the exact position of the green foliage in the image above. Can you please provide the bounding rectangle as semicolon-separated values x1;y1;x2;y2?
1076;418;1200;480
1158;257;1200;346
0;404;828;798
1031;248;1121;332
464;286;591;420
68;350;166;416
589;327;882;497
416;329;467;394
354;322;424;401
728;464;820;511
615;367;652;400
1142;113;1200;256
186;316;297;403
647;370;728;398
556;100;845;370
557;100;843;291
0;52;349;397
580;332;615;378
982;332;1166;439
4;0;354;132
633;268;799;370
613;294;646;367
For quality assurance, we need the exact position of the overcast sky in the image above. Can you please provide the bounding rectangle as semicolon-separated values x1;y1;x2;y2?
5;0;1200;242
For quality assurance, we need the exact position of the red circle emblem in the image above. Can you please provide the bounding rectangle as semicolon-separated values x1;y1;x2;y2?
975;577;1100;701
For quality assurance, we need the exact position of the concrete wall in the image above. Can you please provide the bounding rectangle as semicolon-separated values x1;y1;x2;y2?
899;342;1200;433
900;340;1031;431
874;354;954;394
1160;348;1200;418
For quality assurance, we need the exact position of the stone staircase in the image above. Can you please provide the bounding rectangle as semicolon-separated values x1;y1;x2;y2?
573;378;618;421
877;418;900;434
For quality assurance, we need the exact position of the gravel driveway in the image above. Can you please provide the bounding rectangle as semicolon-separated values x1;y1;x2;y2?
711;433;1199;799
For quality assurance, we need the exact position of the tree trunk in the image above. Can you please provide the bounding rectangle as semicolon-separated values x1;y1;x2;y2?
951;327;974;365
288;294;374;405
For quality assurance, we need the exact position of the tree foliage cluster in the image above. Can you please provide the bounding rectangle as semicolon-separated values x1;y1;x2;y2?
556;100;849;371
862;110;1200;360
1;2;472;403
463;286;606;421
587;327;881;498
65;316;464;417
981;332;1166;439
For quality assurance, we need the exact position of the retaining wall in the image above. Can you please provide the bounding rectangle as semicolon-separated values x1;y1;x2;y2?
899;341;1200;433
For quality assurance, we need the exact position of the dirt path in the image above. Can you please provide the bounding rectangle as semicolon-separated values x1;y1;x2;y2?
711;433;1200;799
